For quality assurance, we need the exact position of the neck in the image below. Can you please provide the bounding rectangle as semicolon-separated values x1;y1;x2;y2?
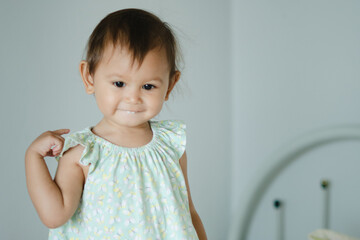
91;118;153;148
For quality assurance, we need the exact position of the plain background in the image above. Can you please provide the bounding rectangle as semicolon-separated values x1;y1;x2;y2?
1;0;360;240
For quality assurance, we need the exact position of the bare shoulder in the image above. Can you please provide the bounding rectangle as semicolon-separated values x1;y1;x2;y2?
59;144;85;165
56;144;89;180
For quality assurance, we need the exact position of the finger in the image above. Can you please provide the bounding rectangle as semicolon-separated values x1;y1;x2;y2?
51;131;70;155
48;136;66;155
52;129;70;135
51;139;65;154
53;134;66;142
51;148;61;157
48;147;62;157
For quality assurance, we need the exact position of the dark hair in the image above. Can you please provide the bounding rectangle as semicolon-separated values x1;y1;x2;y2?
85;9;180;79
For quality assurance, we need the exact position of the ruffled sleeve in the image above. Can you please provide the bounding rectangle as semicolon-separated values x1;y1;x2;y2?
152;120;186;160
55;128;99;166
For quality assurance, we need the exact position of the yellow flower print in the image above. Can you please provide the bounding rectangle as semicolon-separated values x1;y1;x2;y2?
161;197;168;205
96;215;105;225
145;226;154;235
144;183;153;193
107;195;114;204
70;226;80;234
104;150;110;157
128;227;138;237
84;214;92;223
119;163;129;173
88;177;101;186
161;230;167;239
120;155;128;163
93;207;103;216
171;221;180;231
104;226;115;234
175;171;181;178
106;205;114;215
122;206;134;216
108;163;115;171
168;205;179;216
150;202;161;212
102;173;111;180
125;191;137;201
147;215;157;223
113;229;124;239
109;215;121;225
123;174;132;184
99;183;107;192
97;195;105;205
125;216;136;226
116;200;127;211
93;227;103;236
113;187;123;198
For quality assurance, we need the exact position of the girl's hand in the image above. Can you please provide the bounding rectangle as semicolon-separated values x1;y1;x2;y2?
27;129;70;158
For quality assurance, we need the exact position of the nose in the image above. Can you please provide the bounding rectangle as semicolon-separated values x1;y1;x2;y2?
124;86;142;104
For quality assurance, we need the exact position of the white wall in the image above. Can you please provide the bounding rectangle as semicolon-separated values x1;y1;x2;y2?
4;1;358;239
230;0;360;239
0;1;231;239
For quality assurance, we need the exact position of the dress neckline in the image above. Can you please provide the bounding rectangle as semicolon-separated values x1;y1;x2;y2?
86;121;158;152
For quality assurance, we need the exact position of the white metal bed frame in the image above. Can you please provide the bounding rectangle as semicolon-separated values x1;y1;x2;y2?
228;124;360;240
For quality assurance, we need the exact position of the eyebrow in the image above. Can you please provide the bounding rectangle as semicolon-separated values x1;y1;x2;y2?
149;78;164;83
106;73;165;83
106;73;125;79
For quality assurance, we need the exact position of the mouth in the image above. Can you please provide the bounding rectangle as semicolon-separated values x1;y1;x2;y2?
120;109;142;114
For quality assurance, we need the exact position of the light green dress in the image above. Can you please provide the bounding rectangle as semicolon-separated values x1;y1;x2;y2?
48;120;199;240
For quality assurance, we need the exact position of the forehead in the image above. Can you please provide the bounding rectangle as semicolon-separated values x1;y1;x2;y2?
96;43;170;75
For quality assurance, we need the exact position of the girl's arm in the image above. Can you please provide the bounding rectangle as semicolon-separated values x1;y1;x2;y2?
25;129;85;228
179;151;208;240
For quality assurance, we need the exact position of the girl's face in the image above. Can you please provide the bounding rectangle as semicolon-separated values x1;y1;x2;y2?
80;44;179;129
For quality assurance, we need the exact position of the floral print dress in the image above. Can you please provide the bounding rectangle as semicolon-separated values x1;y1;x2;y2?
48;120;198;240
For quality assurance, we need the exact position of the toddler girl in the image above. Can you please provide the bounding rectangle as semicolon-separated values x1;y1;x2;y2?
25;8;207;240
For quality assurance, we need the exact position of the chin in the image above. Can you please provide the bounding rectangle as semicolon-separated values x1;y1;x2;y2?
118;118;151;128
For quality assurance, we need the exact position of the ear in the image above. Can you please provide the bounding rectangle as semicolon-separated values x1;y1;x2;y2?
79;60;95;94
165;71;181;101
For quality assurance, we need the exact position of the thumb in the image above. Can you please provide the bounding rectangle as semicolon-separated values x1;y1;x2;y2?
52;129;71;135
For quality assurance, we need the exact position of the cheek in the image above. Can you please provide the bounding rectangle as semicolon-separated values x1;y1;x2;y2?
159;86;169;99
146;93;165;109
95;90;117;111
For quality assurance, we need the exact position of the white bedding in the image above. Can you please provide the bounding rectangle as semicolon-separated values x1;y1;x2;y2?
309;229;360;240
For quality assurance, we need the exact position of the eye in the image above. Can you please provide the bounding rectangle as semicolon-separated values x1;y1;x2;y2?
142;84;155;90
113;81;125;88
